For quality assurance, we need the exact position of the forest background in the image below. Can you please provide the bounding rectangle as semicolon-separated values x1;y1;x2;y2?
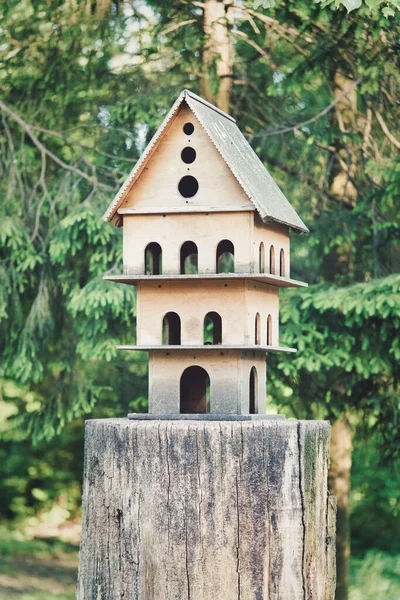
0;1;399;599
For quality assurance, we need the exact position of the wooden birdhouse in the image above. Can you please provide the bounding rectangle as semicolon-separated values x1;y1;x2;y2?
103;90;308;418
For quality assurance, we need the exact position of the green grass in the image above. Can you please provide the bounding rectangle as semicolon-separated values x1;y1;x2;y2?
350;551;400;600
0;527;78;600
0;526;399;599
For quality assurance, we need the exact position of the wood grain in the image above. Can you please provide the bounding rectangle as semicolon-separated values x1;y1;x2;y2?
77;418;335;600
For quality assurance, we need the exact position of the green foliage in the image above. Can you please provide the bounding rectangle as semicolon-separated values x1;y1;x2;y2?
269;276;400;456
0;379;83;519
350;551;400;599
253;0;400;16
351;432;400;553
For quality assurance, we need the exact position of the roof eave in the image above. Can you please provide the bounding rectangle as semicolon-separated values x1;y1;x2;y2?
260;214;309;234
102;90;188;224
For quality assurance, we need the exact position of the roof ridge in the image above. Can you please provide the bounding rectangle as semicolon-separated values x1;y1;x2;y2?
183;90;236;123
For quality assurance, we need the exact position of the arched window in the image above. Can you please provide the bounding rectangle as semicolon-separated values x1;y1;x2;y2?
162;312;181;345
249;367;258;414
180;241;198;274
266;314;272;346
255;312;261;345
216;240;235;273
145;242;162;275
280;248;285;277
269;245;275;275
259;242;265;273
180;366;210;414
204;312;222;344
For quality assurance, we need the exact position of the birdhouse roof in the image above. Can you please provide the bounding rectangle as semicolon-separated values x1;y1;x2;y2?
103;90;308;233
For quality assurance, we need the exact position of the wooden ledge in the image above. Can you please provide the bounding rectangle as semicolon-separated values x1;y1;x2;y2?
116;344;296;353
117;205;255;215
127;413;285;421
104;273;308;289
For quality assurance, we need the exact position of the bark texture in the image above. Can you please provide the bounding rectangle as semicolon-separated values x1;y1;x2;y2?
77;418;335;600
330;71;358;205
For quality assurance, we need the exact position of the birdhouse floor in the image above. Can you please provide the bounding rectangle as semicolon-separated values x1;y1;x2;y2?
116;344;296;353
104;273;307;289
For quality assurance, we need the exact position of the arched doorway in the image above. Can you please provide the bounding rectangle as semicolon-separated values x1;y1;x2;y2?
204;312;222;344
180;241;198;274
259;242;265;273
266;314;272;346
162;312;181;345
269;245;275;275
280;248;285;277
216;240;235;273
249;366;258;414
255;313;261;345
180;366;210;413
145;242;162;275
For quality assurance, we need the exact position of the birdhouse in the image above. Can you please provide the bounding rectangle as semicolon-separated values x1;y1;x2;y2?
103;90;308;418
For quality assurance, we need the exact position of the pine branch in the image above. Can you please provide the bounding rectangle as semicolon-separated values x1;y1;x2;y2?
374;110;400;150
250;78;362;138
0;99;115;192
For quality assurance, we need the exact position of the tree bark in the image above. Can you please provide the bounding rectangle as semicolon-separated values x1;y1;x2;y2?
328;68;358;600
77;418;336;599
330;71;358;205
202;0;234;113
328;419;352;600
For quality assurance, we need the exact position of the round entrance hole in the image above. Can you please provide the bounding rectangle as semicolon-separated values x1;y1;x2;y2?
181;147;196;164
183;122;194;135
178;175;199;198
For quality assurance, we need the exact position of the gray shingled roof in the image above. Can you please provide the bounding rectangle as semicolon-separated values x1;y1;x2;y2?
103;90;308;233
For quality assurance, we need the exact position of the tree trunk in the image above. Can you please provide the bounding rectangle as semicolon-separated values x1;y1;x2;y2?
202;0;234;113
328;419;352;600
328;69;359;600
330;71;358;205
77;418;336;599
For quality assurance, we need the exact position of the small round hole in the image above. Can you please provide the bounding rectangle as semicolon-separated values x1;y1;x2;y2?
178;175;199;198
183;122;194;135
181;147;196;164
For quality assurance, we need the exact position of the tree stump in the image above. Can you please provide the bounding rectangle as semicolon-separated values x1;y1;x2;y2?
77;419;336;599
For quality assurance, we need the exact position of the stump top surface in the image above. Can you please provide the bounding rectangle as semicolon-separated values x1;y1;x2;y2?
85;417;331;434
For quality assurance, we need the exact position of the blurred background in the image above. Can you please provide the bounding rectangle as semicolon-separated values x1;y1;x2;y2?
0;1;399;598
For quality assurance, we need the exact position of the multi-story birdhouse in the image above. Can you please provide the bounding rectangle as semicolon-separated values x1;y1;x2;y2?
103;90;307;417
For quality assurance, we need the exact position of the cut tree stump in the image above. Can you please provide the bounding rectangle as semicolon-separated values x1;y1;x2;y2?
77;418;336;599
